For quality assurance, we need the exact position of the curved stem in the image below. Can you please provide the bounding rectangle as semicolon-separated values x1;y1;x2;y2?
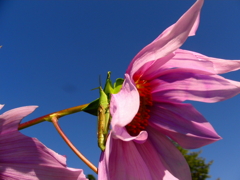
51;116;98;174
18;103;89;130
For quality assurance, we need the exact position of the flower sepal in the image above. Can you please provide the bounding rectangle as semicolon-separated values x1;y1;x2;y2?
112;78;124;94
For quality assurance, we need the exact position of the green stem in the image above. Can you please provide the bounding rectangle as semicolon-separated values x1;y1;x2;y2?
18;103;89;130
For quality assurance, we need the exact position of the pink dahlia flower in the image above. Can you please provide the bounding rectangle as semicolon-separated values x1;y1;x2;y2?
99;0;240;179
0;105;87;180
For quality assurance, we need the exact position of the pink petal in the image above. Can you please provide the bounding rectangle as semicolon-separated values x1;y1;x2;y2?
99;128;191;180
136;52;175;81
149;102;221;149
98;135;152;180
0;163;87;180
112;125;148;143
0;104;4;110
99;133;178;180
110;74;148;143
0;106;38;134
126;0;204;78
0;106;87;180
134;138;180;180
153;5;200;42
150;68;240;103
159;49;240;75
146;126;191;180
98;152;109;180
188;11;200;36
184;49;240;74
143;49;215;81
0;132;87;180
110;74;139;129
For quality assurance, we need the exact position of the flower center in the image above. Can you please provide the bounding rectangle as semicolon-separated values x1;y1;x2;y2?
125;79;153;136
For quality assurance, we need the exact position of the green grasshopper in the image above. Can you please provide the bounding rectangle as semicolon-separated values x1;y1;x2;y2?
82;72;123;151
88;72;123;151
97;86;110;151
97;72;114;151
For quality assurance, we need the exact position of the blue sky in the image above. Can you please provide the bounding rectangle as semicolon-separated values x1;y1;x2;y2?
1;1;240;179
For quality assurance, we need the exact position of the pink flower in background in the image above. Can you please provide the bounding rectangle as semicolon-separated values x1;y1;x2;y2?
99;0;240;179
0;105;87;180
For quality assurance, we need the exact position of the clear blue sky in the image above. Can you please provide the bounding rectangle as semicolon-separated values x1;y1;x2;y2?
1;1;240;179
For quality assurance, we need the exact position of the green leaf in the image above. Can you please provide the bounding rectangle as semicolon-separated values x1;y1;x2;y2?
82;98;99;116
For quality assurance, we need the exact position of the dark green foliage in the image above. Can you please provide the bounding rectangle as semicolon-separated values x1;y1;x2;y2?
176;145;213;180
86;174;96;180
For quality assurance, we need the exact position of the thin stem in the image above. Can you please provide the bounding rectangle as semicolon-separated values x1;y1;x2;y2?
51;116;98;174
18;103;89;130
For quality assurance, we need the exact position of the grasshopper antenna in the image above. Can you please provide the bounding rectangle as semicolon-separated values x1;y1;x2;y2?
91;75;102;91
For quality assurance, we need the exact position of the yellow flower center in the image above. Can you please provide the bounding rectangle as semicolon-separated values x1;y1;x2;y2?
125;79;153;136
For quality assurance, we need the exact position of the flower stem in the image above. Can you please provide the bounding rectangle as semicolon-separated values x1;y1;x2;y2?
51;116;98;174
18;103;89;130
